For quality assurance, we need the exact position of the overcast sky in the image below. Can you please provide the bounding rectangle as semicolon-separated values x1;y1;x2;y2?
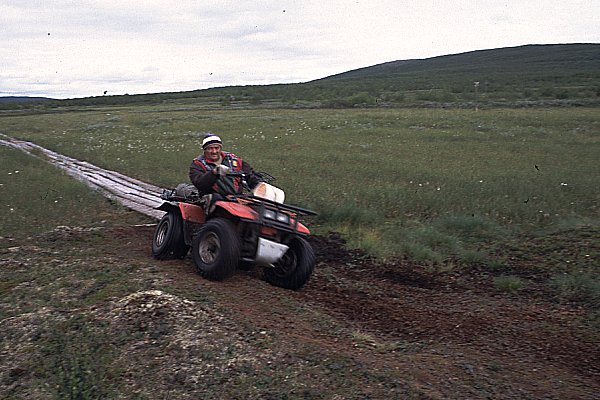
2;0;599;99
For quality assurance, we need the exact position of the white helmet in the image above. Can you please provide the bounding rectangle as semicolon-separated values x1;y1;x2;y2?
202;134;222;149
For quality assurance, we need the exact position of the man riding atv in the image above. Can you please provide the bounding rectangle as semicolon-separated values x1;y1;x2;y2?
152;132;316;290
189;134;262;212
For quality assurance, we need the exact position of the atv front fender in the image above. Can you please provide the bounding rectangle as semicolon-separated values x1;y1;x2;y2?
214;201;258;220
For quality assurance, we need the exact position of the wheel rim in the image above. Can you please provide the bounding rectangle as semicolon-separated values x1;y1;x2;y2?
273;249;297;278
198;232;220;264
156;221;169;247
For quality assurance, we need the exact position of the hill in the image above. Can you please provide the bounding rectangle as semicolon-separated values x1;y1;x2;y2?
324;43;600;82
247;43;599;108
0;96;53;103
2;43;599;110
311;43;600;105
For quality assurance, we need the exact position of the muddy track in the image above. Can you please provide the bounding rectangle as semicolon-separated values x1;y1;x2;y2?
135;223;599;398
304;234;600;377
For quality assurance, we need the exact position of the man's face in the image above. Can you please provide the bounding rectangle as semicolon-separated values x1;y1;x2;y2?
203;144;222;162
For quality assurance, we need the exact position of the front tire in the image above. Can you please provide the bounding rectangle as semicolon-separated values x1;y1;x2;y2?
264;236;315;290
192;218;240;281
152;211;189;259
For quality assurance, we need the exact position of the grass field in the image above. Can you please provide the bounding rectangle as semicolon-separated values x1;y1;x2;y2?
1;104;599;398
0;145;152;241
2;106;598;259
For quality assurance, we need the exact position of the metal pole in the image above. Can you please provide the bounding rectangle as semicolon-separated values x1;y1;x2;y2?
474;81;480;111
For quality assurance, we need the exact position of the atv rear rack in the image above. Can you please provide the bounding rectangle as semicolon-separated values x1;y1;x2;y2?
160;188;202;203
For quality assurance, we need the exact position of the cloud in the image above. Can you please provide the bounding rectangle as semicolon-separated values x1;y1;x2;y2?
1;0;599;98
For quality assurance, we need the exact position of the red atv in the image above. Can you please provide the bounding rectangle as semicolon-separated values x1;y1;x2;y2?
151;173;317;290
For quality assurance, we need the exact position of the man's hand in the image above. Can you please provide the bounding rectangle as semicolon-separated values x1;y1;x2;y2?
213;164;230;177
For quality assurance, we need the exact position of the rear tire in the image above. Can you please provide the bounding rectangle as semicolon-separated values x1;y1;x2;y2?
152;211;189;259
264;236;315;290
192;218;240;281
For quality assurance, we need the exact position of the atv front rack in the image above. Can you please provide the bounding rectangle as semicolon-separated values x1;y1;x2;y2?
238;194;317;235
245;194;317;217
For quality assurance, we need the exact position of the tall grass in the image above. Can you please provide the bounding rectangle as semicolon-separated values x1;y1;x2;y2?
550;272;600;307
1;106;598;260
0;146;150;241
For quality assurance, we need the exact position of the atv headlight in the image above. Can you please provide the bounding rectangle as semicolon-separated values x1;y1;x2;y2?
276;213;290;224
263;209;290;224
264;209;276;220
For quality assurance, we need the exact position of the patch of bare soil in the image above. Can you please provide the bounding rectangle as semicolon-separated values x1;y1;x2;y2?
143;227;599;399
1;225;599;399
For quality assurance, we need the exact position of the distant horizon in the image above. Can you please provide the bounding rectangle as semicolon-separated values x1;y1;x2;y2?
3;42;598;101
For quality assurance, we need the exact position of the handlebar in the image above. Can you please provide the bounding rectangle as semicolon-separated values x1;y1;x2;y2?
225;171;245;177
223;171;273;182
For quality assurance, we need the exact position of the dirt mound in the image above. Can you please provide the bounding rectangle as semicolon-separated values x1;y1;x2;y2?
91;290;279;397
